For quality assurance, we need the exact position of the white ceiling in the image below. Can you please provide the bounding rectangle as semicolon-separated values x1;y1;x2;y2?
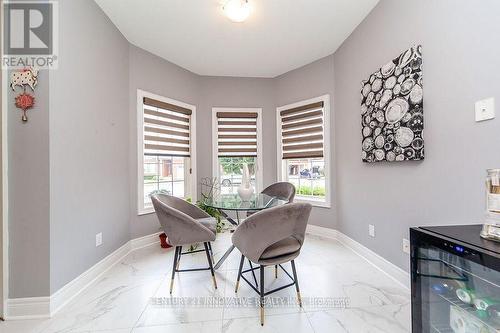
95;0;379;78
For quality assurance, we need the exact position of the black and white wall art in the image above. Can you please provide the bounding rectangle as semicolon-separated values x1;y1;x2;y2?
361;45;423;163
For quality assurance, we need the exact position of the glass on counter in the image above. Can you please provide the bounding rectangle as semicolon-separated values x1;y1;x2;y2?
487;169;500;214
482;169;500;241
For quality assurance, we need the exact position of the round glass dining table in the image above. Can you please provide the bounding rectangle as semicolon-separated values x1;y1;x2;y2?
203;193;287;269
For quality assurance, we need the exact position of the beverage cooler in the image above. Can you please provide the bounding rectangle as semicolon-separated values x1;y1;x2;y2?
410;225;500;333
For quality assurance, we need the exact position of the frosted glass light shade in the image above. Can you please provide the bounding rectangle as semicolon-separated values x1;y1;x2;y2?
223;0;251;23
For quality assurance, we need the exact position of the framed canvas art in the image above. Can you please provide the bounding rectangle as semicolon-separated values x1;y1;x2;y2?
361;45;423;163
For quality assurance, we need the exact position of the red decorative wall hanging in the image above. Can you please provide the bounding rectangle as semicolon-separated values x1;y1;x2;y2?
15;92;35;122
11;67;39;122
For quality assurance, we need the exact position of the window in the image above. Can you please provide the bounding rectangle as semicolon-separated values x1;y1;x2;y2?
277;95;331;207
137;90;196;214
212;108;263;194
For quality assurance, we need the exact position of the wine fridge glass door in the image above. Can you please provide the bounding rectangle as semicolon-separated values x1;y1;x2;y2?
411;238;500;333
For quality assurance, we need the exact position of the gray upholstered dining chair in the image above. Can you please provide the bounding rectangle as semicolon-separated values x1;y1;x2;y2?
261;182;296;203
246;182;295;219
151;194;218;294
232;202;312;326
246;182;297;278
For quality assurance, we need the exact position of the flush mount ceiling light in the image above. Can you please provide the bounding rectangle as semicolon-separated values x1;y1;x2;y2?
223;0;251;23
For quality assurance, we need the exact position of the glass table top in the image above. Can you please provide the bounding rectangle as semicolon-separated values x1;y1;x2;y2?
202;193;287;211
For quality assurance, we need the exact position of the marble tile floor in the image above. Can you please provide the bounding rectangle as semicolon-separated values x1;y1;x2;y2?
0;232;411;333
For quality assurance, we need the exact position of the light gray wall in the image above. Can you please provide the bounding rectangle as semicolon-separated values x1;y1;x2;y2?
334;0;500;271
128;45;200;239
127;52;276;237
198;76;276;188
49;0;130;293
274;56;337;229
8;70;50;297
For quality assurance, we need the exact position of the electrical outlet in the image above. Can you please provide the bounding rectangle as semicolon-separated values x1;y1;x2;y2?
402;238;410;254
475;97;495;122
96;233;103;247
368;224;375;237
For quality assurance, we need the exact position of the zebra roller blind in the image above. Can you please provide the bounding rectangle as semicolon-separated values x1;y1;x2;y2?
143;97;192;157
216;111;258;157
279;101;324;159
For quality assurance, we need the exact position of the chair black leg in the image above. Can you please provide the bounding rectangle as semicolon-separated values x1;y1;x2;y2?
170;246;180;294
176;246;183;270
260;265;265;326
291;260;302;307
207;242;214;263
204;242;217;289
275;265;278;278
249;260;258;287
235;254;245;292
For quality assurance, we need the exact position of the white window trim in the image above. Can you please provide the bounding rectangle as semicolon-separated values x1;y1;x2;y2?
276;95;331;208
137;89;197;215
212;107;263;193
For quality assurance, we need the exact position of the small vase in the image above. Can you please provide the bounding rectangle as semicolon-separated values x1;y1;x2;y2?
237;163;254;201
238;186;254;201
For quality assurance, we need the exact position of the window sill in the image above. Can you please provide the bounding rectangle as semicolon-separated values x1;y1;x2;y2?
294;197;331;209
138;208;155;216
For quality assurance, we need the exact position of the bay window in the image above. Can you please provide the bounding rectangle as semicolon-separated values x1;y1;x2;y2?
212;108;263;194
138;90;196;214
276;96;331;207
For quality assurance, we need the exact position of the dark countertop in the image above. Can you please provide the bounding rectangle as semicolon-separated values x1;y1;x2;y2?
421;224;500;255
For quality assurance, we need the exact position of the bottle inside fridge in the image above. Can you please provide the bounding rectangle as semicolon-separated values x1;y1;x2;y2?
411;226;500;333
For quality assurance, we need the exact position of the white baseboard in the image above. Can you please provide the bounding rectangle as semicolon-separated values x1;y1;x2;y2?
306;224;338;240
306;225;410;289
130;232;162;250
6;228;408;319
49;241;132;316
5;297;50;320
5;232;161;320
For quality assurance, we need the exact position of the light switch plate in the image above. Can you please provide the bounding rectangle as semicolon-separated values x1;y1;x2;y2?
475;97;495;122
402;238;410;254
368;224;375;238
96;233;103;247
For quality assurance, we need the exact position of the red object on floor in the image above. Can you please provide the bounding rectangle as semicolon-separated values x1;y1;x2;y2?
159;233;172;248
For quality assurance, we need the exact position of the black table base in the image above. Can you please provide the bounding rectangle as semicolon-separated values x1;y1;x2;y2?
213;209;241;270
203;194;286;271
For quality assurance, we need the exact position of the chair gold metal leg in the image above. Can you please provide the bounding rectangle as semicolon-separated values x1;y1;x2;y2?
291;260;302;307
235;254;245;292
297;291;302;307
204;242;217;289
210;275;218;289
170;246;180;294
169;278;174;294
260;265;265;326
208;242;215;264
260;306;264;326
